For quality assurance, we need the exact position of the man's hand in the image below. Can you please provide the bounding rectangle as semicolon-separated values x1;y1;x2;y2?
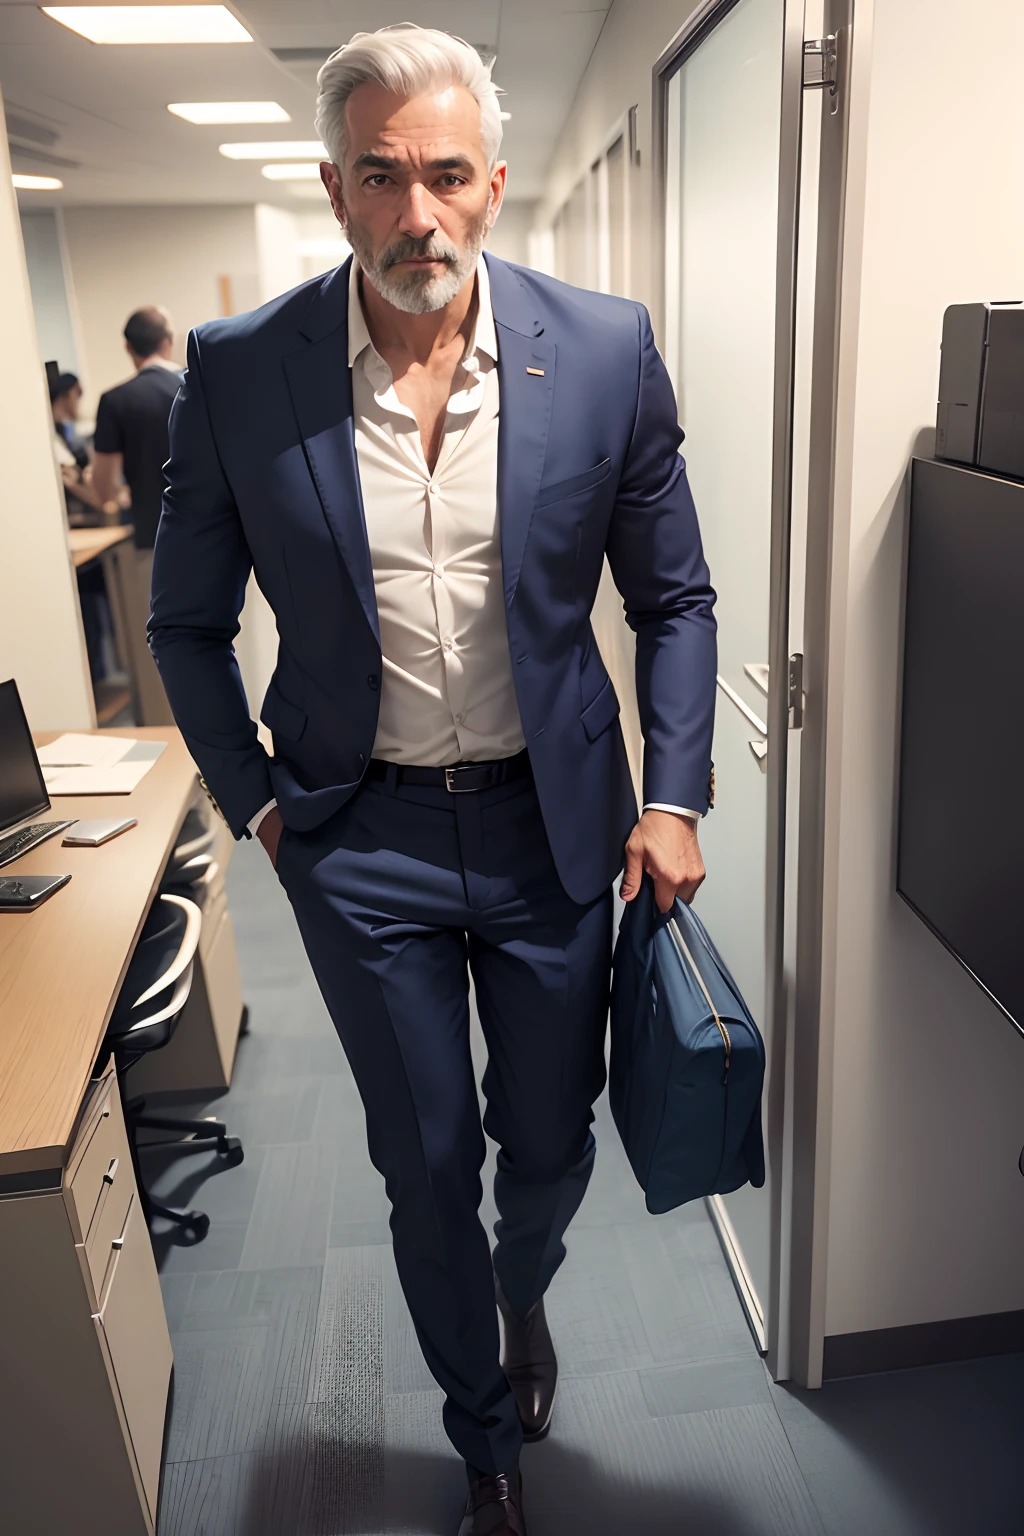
620;809;706;914
255;806;285;870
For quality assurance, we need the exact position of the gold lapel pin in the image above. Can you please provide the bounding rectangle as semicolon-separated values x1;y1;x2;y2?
526;366;545;376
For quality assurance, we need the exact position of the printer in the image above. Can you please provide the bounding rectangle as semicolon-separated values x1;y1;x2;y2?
936;301;1024;479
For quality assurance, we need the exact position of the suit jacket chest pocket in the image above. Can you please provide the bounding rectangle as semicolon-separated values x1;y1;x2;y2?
536;457;611;509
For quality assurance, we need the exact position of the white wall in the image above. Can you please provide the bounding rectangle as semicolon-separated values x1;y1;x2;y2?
61;203;260;415
524;1;689;790
487;199;536;266
535;0;686;311
824;0;1024;1335
254;202;304;305
0;91;93;730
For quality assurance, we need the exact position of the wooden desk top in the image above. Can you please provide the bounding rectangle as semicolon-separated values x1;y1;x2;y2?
0;728;199;1177
67;524;134;568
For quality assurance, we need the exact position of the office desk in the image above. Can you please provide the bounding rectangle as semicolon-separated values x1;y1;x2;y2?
67;523;134;569
68;524;138;723
0;728;201;1535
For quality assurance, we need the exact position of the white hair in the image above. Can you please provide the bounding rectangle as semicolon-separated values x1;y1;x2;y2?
315;24;504;171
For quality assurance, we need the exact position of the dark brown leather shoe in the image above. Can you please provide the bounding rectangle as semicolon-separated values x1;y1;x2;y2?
496;1279;557;1441
458;1466;526;1535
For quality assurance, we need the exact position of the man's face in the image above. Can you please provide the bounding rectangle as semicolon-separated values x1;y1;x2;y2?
321;81;506;314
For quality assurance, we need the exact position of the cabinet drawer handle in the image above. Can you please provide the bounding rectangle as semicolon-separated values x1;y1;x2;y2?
111;1236;124;1251
103;1158;119;1186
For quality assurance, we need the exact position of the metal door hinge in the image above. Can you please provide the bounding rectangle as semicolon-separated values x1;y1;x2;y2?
803;36;838;95
788;653;804;729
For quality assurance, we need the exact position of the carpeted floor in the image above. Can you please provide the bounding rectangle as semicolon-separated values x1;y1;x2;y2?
150;839;1024;1535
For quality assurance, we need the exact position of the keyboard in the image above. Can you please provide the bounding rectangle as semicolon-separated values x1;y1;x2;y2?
0;820;76;870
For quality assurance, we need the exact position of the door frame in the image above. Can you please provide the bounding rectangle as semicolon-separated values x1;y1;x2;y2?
651;0;852;1384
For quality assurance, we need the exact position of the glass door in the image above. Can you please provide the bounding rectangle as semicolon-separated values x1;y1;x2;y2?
661;0;805;1358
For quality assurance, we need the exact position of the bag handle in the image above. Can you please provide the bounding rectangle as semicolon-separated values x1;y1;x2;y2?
667;911;732;1076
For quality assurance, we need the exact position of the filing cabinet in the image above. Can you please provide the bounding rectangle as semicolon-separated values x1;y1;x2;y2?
0;1067;172;1534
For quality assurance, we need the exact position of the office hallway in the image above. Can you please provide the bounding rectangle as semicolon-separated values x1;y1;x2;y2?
152;841;1024;1536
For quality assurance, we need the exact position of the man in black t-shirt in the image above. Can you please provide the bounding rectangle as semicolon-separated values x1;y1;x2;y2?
93;307;182;724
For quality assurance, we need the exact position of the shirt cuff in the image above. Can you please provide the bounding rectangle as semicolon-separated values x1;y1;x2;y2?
247;798;278;838
643;803;701;823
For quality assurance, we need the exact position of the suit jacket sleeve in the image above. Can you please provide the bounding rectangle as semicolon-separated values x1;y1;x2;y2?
148;328;273;837
605;305;718;814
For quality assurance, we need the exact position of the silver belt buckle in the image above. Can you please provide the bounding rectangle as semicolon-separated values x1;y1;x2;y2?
445;766;473;793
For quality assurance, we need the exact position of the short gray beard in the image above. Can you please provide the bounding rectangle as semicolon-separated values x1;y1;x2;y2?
345;214;488;315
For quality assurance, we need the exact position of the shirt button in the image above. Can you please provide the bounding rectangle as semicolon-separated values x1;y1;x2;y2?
428;481;439;495
366;673;380;691
442;638;453;653
455;712;465;724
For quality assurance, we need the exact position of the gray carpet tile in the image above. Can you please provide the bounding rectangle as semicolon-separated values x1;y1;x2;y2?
639;1352;773;1418
238;1140;337;1271
769;1354;1024;1536
524;1402;824;1536
216;1076;324;1148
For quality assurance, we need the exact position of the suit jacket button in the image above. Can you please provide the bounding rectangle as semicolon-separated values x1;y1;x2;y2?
367;674;380;691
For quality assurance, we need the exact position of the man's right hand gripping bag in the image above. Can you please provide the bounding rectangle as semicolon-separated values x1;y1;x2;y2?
610;879;766;1214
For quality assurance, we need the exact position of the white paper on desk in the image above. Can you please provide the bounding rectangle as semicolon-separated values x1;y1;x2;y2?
41;738;167;795
37;732;128;769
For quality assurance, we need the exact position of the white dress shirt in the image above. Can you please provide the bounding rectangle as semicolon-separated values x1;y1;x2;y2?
248;258;697;833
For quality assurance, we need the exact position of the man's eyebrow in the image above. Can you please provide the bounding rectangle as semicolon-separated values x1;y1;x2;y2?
351;152;475;173
352;152;398;171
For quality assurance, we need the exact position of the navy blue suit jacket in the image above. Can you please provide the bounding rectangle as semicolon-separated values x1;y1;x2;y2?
149;254;717;905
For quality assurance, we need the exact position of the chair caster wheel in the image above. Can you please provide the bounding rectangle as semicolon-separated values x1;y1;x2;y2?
220;1137;244;1167
181;1211;210;1242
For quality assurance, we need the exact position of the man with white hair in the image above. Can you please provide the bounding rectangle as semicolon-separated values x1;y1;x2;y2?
151;24;716;1533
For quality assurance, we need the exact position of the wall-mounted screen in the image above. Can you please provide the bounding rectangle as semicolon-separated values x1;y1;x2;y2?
898;457;1024;1033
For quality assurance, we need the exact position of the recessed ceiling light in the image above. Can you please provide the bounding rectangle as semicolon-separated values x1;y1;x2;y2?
12;174;64;190
169;102;290;125
221;141;325;160
261;163;323;181
42;7;252;45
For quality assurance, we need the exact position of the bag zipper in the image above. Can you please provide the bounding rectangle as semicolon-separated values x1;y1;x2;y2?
668;917;732;1083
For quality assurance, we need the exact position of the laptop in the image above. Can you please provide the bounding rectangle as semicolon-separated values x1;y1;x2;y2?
0;680;76;868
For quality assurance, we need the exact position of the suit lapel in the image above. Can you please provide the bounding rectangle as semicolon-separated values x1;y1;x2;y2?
283;259;379;644
487;255;555;607
282;255;553;634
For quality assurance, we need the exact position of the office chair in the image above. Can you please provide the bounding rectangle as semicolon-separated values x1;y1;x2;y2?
161;801;250;1039
101;893;244;1242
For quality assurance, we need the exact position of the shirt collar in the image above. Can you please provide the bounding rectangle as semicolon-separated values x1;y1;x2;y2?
347;254;497;370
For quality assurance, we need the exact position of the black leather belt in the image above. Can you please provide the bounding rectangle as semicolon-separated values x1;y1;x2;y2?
366;750;531;794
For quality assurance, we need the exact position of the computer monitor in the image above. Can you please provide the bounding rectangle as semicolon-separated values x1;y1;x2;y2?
897;458;1023;1034
0;680;50;834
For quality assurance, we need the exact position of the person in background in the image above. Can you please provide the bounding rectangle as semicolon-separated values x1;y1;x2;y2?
92;307;181;724
50;370;118;682
50;371;115;523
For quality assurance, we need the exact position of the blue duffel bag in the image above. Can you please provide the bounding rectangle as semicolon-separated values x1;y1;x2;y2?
609;879;766;1215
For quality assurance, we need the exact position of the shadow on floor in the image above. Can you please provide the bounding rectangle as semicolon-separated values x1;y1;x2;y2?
143;1141;244;1262
232;1437;762;1536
